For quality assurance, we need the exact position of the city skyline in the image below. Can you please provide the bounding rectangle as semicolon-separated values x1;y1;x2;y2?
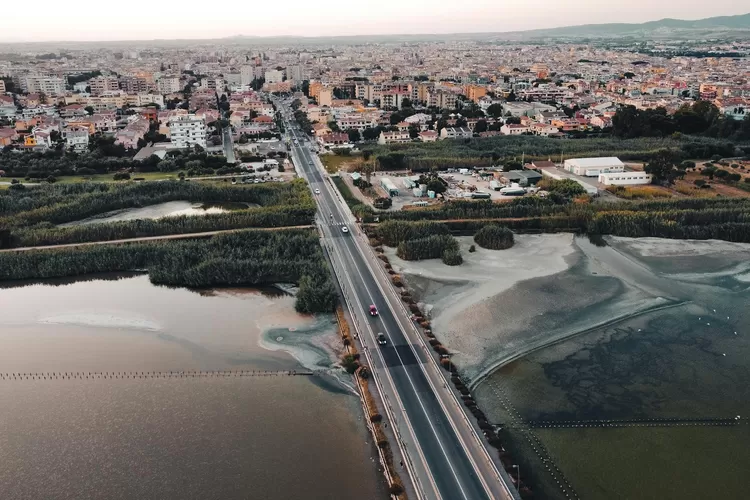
0;2;747;43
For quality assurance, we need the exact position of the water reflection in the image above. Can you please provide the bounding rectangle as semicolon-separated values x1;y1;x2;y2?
0;274;386;500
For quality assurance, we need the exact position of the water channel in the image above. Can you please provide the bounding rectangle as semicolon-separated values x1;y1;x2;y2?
59;201;253;227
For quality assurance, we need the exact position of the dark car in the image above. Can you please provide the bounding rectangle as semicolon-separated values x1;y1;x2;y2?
377;332;387;345
369;305;378;316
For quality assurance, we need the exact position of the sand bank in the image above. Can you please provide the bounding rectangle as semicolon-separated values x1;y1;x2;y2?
386;235;681;385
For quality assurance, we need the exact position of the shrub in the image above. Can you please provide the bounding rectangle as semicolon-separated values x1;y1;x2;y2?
341;354;359;374
397;234;459;261
474;224;514;250
370;413;382;423
468;244;476;252
441;247;463;266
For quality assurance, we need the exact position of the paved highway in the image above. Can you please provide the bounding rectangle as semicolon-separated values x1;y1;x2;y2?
276;98;517;500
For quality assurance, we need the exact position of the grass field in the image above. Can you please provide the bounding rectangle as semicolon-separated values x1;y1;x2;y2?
320;154;364;174
56;172;178;183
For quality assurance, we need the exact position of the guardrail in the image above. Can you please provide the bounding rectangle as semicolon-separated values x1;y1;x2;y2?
319;224;431;500
356;229;518;499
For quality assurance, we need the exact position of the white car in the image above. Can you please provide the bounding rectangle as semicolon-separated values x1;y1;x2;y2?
314;188;321;194
341;226;349;234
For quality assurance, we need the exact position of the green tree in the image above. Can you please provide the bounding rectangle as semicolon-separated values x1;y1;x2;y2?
474;119;488;133
84;106;94;116
346;129;361;142
644;149;682;185
486;103;504;119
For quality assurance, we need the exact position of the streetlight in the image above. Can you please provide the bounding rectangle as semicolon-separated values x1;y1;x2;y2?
512;464;520;491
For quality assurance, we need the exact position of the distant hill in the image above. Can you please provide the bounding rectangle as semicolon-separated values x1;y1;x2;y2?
499;12;750;40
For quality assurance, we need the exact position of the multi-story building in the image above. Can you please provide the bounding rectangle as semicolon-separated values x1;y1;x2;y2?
21;76;66;95
169;114;207;148
88;76;120;96
63;125;90;152
464;84;487;103
201;77;225;91
0;80;5;93
426;90;457;110
157;76;181;94
440;126;472;140
119;76;149;93
380;91;408;109
264;69;284;84
287;65;303;83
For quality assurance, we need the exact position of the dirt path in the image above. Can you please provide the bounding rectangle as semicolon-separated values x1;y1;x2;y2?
1;225;315;253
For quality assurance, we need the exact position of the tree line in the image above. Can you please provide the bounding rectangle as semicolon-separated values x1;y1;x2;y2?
0;230;337;314
612;102;750;141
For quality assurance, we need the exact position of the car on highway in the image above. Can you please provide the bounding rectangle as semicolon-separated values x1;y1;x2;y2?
309;160;314;165
369;305;378;316
341;226;349;234
377;332;387;345
314;188;321;194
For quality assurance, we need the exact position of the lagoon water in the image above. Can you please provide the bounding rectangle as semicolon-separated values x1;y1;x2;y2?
0;274;386;500
59;201;252;227
471;237;750;500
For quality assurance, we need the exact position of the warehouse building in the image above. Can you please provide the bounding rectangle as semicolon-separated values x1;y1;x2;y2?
564;157;624;177
598;172;652;186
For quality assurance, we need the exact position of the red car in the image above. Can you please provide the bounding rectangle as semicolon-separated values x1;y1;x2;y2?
369;305;378;316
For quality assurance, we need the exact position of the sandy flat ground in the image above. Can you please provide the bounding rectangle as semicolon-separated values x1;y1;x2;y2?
385;234;688;384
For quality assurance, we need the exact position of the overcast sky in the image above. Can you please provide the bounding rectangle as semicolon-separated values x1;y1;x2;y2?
1;1;746;42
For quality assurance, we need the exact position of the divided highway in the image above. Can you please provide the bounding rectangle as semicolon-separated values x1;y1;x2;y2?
276;98;517;500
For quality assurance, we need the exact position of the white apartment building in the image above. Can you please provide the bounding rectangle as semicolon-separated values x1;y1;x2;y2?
264;70;284;84
125;93;165;107
64;126;90;152
21;76;65;95
157;76;181;94
440;127;472;140
169;114;207;148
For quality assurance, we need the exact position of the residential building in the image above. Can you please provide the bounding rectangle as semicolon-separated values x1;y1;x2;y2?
0;80;5;93
529;122;559;136
426;90;457;110
464;84;487;103
157;76;181;94
318;88;333;107
63;125;90;152
440;127;472;139
264;69;284;84
88;76;120;96
380;91;408;109
21;76;65;95
378;130;410;144
168;114;207;148
319;132;349;148
119;76;149;93
115;116;151;149
418;130;438;142
287;65;304;83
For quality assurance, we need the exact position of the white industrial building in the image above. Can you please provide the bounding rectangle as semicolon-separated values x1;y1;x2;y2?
598;172;653;186
169;114;207;148
564;157;625;177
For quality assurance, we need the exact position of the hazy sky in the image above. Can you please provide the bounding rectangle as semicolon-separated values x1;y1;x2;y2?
1;1;746;42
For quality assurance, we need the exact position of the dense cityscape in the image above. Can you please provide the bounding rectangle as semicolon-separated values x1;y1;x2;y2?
1;9;750;500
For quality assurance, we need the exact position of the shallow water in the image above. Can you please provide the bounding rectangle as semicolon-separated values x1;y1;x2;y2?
59;201;253;227
472;238;750;500
0;275;385;500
